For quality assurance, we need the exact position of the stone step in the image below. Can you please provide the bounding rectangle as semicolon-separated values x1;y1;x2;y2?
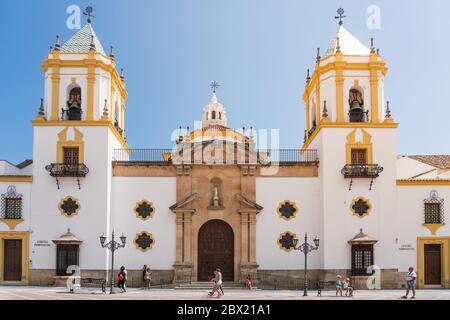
175;282;256;290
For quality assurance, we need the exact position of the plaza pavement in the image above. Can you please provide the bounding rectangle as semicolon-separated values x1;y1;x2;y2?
0;286;449;300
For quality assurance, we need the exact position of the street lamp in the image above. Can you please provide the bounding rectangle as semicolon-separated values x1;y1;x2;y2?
99;230;126;294
292;233;320;296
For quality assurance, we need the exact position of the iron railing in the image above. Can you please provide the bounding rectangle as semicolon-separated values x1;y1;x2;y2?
113;149;318;165
45;163;90;177
341;164;383;178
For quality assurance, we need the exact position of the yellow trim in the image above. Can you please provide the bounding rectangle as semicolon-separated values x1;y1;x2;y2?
110;84;115;125
0;219;24;231
0;231;30;285
58;195;81;218
315;76;321;124
86;52;96;121
41;57;128;99
0;176;32;183
350;196;372;218
56;127;85;163
305;94;311;134
133;200;156;221
423;224;445;236
302;122;398;150
133;231;155;252
417;236;450;288
32;120;129;150
345;129;373;164
335;63;345;122
50;54;61;121
397;180;450;186
189;128;250;143
277;200;299;221
277;231;297;252
369;54;380;123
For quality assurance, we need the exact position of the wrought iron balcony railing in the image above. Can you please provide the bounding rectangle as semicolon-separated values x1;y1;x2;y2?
45;163;89;189
341;164;383;191
45;163;89;177
113;148;319;165
341;164;383;178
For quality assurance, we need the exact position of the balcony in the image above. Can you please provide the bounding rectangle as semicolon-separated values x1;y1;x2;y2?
341;164;383;190
341;164;383;178
45;163;89;189
112;148;319;166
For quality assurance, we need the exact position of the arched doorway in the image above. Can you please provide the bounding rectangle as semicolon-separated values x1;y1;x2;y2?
198;219;234;281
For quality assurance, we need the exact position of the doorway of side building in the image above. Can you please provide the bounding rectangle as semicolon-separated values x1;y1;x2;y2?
424;244;442;286
3;239;22;281
197;219;234;281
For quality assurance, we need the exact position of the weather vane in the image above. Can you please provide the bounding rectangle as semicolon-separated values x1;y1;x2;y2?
83;6;95;23
335;7;346;25
210;81;220;93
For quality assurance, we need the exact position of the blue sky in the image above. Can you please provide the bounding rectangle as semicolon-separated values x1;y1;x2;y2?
1;0;449;163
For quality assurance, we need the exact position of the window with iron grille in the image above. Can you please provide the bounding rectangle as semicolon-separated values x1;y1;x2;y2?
1;186;23;219
424;191;444;224
351;244;374;276
63;147;79;164
351;149;367;164
56;244;79;276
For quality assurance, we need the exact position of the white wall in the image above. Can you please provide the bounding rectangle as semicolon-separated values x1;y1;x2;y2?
319;127;398;270
111;177;176;269
256;177;321;269
396;185;450;273
30;125;112;270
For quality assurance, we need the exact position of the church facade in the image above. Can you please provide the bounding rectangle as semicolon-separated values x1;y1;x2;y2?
1;17;449;289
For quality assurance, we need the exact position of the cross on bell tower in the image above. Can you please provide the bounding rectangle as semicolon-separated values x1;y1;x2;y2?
335;7;346;25
83;6;95;24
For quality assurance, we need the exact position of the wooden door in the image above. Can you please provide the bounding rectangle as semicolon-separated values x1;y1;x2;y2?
198;220;234;281
3;239;22;281
424;244;441;285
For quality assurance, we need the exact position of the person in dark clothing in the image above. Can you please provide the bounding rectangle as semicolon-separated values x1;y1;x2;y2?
118;266;127;293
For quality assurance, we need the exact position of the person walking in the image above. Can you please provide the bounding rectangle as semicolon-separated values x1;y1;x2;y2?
144;267;152;289
216;268;224;296
402;267;416;299
245;274;252;290
142;265;147;289
208;269;223;298
118;266;127;293
335;275;343;297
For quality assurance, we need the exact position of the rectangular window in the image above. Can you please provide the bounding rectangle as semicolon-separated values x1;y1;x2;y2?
4;197;22;219
56;244;79;276
63;147;79;164
351;149;367;164
425;203;442;224
351;244;374;276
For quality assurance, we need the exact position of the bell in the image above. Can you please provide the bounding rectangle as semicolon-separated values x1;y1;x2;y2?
350;100;362;111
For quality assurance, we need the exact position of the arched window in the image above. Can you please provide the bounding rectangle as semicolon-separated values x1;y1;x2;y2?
348;87;366;122
219;112;221;120
65;86;82;120
212;111;216;119
114;101;123;135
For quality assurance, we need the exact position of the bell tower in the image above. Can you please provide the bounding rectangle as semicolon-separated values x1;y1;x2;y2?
301;10;399;282
29;9;129;280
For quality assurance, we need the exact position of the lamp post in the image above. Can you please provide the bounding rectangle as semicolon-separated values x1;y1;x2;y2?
100;230;126;294
292;233;320;296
